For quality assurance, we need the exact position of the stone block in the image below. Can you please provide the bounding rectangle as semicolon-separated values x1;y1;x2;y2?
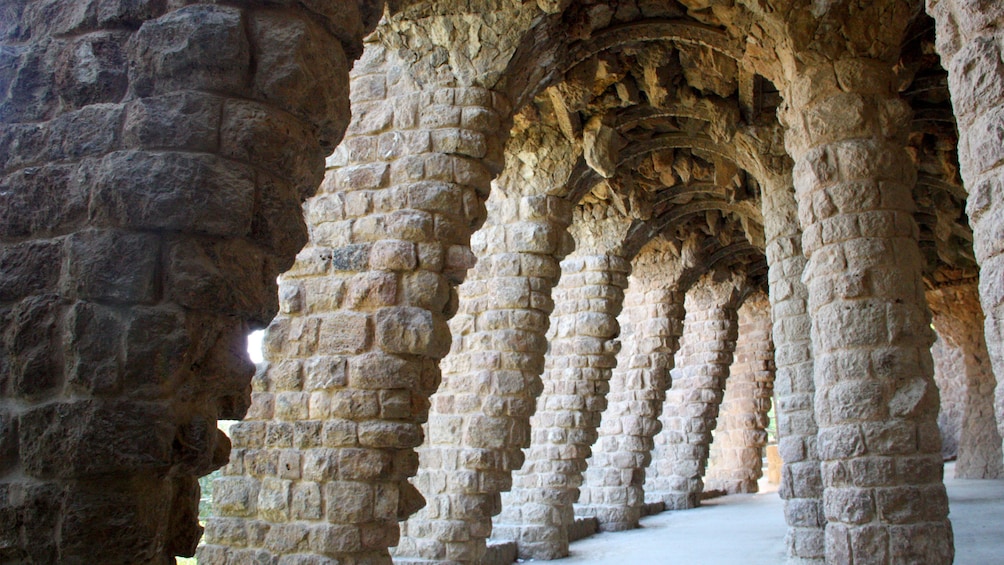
375;306;451;357
309;523;363;555
0;164;84;238
63;301;122;396
349;351;420;392
59;479;169;562
344;271;397;309
358;421;422;448
19;399;173;479
264;522;310;554
266;422;294;448
324;480;373;523
0;240;62;302
123;91;222;151
129;5;250;97
256;477;292;522
308;424;352;454
337;448;392;480
91;150;254;236
315;311;370;354
68;229;160;304
301;355;346;391
166;236;277;323
213;476;259;517
291;481;322;520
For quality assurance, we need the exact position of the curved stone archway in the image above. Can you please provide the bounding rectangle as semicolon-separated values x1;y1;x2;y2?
2;2;1001;564
645;268;748;510
705;290;775;496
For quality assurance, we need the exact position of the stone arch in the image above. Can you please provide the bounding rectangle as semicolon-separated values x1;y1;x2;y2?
397;5;777;561
204;32;514;561
926;0;1004;465
644;256;763;510
705;289;776;495
926;282;1003;478
493;213;632;560
574;236;697;532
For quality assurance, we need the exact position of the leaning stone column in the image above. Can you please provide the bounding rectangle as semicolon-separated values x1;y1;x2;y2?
393;190;573;564
495;216;631;560
782;60;953;563
203;42;509;563
928;283;1004;478
0;3;376;562
576;239;688;531
927;0;1004;448
706;291;775;495
760;174;825;563
646;271;743;509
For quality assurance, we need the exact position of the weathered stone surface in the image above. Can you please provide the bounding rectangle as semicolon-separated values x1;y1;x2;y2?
497;250;629;559
577;239;690;532
646;270;744;509
706;291;775;495
928;283;1003;478
2;1;996;564
782;55;954;563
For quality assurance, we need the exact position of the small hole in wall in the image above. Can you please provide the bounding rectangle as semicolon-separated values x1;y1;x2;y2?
248;329;265;364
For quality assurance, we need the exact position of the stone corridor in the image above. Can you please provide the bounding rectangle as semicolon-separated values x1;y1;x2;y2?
2;1;1004;564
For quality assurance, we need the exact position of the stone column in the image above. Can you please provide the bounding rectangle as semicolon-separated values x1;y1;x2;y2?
576;241;687;531
646;271;743;509
706;291;775;495
393;190;573;564
927;0;1004;450
782;60;953;563
495;233;630;560
0;3;376;562
928;283;1004;478
202;43;509;563
761;175;825;563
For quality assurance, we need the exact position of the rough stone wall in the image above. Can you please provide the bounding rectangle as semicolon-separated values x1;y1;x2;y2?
495;247;629;560
645;271;743;509
927;283;1003;478
782;54;954;564
760;174;824;564
576;239;688;531
927;0;1004;453
202;38;509;563
0;2;376;562
706;291;775;495
932;332;966;459
394;187;572;563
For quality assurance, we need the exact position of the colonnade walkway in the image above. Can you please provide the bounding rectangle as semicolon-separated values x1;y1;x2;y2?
557;463;1004;564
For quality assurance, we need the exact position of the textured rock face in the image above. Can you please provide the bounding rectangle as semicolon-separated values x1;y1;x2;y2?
705;291;775;495
495;249;629;560
575;240;690;532
0;2;378;562
928;283;1003;479
927;0;1004;464
646;270;744;510
2;1;1002;563
782;57;954;565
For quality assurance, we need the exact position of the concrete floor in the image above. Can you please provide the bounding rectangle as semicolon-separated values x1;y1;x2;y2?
549;463;1004;564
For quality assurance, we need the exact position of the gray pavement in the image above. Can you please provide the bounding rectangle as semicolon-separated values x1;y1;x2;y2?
547;463;1004;564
